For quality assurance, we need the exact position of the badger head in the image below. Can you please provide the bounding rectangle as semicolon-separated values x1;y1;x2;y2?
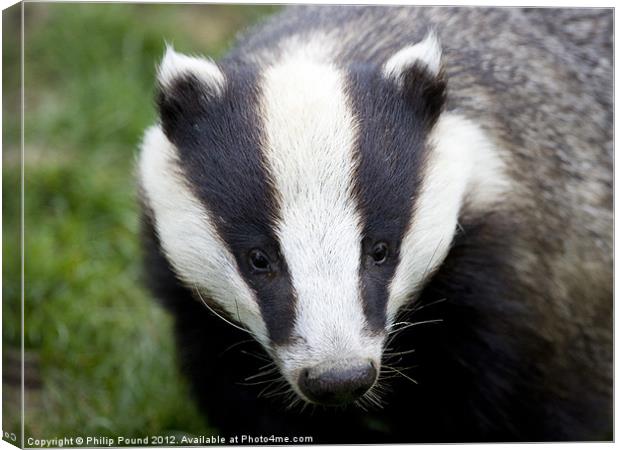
139;35;504;407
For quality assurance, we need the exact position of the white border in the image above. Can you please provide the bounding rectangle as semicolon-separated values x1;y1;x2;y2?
0;2;616;450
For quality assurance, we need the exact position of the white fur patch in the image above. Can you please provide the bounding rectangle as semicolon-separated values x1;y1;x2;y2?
157;45;225;94
138;126;268;343
259;52;383;388
387;113;510;320
383;32;442;81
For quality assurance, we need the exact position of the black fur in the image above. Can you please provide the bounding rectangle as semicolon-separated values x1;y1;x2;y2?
156;65;297;345
347;64;445;332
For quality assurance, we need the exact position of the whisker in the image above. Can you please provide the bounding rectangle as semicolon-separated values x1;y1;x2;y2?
388;321;416;329
299;400;311;414
284;391;303;410
404;297;448;315
383;348;417;357
239;349;271;363
362;387;384;409
421;237;444;281
193;286;266;342
354;398;369;412
258;361;276;371
258;379;288;398
382;365;418;385
218;338;256;357
260;380;290;398
265;386;295;401
395;238;446;317
243;366;278;382
239;376;284;387
382;363;418;372
234;296;242;326
387;318;444;335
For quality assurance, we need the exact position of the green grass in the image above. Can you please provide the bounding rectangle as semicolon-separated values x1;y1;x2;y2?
3;3;279;441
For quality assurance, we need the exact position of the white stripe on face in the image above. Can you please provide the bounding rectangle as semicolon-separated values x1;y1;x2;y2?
138;126;269;344
259;52;384;381
387;113;511;320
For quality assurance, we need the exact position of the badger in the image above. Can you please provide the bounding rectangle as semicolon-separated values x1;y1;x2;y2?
137;6;613;443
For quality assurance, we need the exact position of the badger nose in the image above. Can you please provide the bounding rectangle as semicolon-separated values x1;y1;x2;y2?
298;359;377;405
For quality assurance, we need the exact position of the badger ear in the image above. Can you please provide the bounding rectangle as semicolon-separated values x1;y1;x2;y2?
157;45;225;92
383;32;442;80
155;45;226;141
383;32;446;125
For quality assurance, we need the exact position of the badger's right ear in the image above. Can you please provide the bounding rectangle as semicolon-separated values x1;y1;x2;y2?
156;45;226;141
382;33;446;126
383;32;442;82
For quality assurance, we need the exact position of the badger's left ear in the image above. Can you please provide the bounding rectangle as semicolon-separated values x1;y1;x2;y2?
155;45;226;142
383;32;446;123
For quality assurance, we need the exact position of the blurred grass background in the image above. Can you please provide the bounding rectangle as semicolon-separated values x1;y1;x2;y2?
3;3;279;440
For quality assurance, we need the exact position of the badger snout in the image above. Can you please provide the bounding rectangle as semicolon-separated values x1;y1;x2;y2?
297;358;378;405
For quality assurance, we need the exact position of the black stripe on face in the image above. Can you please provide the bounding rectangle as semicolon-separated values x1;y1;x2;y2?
156;64;296;346
346;64;446;333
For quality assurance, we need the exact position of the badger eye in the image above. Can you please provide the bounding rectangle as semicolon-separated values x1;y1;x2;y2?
371;242;389;265
249;249;271;273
